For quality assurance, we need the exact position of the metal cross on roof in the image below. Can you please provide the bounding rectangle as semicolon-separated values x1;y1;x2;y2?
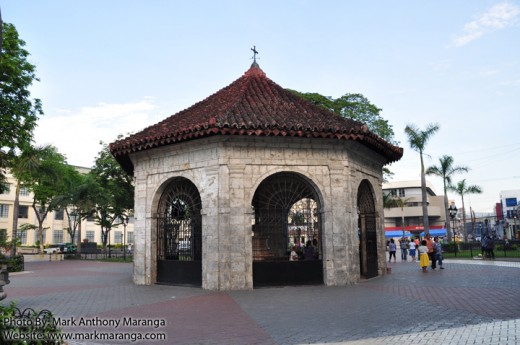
251;46;259;62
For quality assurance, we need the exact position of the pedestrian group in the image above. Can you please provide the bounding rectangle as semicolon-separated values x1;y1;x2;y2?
388;234;445;272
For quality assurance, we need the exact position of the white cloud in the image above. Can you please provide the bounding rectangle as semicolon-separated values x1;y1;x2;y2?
453;2;520;46
34;100;161;168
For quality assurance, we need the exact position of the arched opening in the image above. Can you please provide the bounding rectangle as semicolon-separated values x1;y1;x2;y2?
357;179;378;279
251;172;323;287
156;177;202;286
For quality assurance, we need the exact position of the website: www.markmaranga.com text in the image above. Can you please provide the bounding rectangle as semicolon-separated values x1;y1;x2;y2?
2;330;167;342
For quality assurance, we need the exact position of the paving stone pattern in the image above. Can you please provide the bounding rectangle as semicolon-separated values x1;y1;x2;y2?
6;257;520;344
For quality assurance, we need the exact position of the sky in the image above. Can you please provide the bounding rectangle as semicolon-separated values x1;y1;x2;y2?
3;0;520;214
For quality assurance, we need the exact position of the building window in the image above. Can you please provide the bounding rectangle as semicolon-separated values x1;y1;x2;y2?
0;204;8;218
86;231;95;243
114;231;122;244
1;183;10;194
20;186;30;196
86;215;95;222
18;206;29;219
20;230;28;244
127;231;134;244
54;209;64;221
398;188;405;197
53;230;64;244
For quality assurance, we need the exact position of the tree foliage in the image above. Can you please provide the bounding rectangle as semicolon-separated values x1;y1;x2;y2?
8;144;56;254
0;22;43;186
24;147;70;252
88;141;134;248
288;91;396;144
52;165;88;247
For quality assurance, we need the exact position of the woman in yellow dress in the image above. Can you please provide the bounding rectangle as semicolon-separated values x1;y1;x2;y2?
418;240;430;272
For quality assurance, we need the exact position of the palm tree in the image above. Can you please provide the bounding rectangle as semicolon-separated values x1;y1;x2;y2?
404;123;440;235
383;193;412;238
426;155;469;242
448;179;482;242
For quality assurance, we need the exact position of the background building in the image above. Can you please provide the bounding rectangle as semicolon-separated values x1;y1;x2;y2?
383;180;448;238
499;189;520;239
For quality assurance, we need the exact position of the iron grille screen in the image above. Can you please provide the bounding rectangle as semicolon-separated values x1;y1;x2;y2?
252;173;321;261
157;178;202;261
358;180;378;278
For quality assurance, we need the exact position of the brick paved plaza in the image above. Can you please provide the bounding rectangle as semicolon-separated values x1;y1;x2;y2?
5;257;520;344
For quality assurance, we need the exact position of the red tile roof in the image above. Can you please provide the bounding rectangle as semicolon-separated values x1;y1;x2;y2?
110;63;403;174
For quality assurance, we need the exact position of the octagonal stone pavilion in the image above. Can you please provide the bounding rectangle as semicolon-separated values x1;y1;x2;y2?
110;62;403;290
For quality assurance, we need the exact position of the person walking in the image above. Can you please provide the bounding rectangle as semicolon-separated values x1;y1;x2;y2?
408;239;416;262
418;240;429;272
434;236;444;269
388;239;396;263
399;237;408;261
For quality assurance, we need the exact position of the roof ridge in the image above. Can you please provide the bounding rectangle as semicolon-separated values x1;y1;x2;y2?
110;64;403;174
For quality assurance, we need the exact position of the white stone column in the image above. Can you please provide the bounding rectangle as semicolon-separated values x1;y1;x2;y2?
201;166;220;290
216;164;251;290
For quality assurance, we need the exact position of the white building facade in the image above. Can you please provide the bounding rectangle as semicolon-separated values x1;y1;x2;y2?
382;180;448;238
499;189;520;239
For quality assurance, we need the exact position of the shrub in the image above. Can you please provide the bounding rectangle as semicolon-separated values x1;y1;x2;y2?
0;301;63;344
0;255;24;272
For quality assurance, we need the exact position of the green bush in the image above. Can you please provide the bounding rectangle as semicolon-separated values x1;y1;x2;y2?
0;301;63;344
443;242;459;253
0;254;24;272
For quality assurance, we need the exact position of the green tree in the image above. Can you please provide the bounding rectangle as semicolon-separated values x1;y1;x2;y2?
290;91;397;180
404;123;440;235
426;155;469;242
89;141;134;249
448;179;482;242
0;22;43;187
288;91;396;144
24;147;69;253
8;144;55;255
53;166;90;252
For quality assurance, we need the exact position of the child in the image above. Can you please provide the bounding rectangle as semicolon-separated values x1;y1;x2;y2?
408;240;416;262
418;240;430;272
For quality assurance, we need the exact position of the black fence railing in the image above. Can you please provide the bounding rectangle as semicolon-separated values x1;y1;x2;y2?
442;240;520;259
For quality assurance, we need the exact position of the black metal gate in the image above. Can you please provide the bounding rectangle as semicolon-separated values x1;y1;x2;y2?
156;178;202;286
358;180;378;279
252;172;323;287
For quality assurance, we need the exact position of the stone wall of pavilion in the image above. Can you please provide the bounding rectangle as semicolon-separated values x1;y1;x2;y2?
130;135;386;290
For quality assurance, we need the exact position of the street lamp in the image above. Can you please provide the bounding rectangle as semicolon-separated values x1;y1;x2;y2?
448;204;457;241
69;210;77;238
123;216;128;261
